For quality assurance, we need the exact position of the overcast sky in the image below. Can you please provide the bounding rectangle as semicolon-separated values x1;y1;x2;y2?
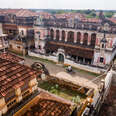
0;0;115;10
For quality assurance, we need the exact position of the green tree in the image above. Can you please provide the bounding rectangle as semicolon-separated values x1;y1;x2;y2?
90;11;96;17
84;9;92;14
105;12;114;18
72;96;81;103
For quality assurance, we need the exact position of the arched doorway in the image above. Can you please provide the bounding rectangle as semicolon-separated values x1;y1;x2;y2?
91;33;96;48
56;30;60;41
77;32;81;43
50;29;54;39
58;53;64;63
62;30;65;42
83;33;88;45
67;31;74;43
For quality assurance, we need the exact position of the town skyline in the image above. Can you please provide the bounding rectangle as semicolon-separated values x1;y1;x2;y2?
0;0;116;10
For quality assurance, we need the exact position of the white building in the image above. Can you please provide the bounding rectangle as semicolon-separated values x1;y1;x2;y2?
94;36;116;67
0;23;8;51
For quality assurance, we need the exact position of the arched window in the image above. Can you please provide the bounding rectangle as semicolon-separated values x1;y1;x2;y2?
56;30;60;41
67;31;74;43
62;30;65;42
50;29;54;39
83;33;88;45
77;32;81;43
91;33;96;47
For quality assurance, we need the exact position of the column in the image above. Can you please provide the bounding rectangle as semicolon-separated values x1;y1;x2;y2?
59;30;62;41
35;32;39;49
65;31;68;42
76;56;78;62
74;31;77;43
54;29;56;40
80;33;83;44
83;58;85;64
88;34;91;45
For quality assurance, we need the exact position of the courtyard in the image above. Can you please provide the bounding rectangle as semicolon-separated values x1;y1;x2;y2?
17;54;101;90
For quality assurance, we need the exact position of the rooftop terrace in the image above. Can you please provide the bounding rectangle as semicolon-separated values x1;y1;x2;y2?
14;90;76;116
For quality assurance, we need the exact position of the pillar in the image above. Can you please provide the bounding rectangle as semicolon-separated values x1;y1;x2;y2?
65;31;68;42
59;30;62;41
54;29;56;40
74;31;77;43
80;33;83;44
88;34;91;45
35;33;39;49
76;56;78;62
83;58;85;64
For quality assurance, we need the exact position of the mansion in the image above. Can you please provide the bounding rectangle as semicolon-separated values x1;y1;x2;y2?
0;9;116;67
36;12;116;67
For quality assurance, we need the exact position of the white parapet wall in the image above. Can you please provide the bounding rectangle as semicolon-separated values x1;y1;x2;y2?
103;70;113;101
28;51;58;62
64;59;104;74
28;51;104;74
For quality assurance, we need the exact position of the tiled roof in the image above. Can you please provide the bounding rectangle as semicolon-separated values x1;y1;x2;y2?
53;13;101;23
0;58;41;98
0;9;38;17
20;91;75;116
38;12;53;19
54;13;85;19
0;52;24;63
15;9;38;17
28;99;71;116
0;9;19;16
108;18;116;24
81;18;102;23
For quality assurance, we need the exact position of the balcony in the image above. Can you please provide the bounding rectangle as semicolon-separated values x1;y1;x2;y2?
3;90;39;116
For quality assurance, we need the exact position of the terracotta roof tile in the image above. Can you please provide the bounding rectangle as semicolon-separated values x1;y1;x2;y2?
0;52;24;63
0;9;38;17
20;91;75;116
0;58;41;99
38;12;53;19
15;9;38;17
81;18;102;23
108;18;116;24
54;13;85;19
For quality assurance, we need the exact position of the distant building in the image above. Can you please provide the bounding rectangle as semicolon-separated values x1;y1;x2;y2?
9;28;35;55
0;23;8;51
113;13;116;18
34;12;116;67
0;9;38;54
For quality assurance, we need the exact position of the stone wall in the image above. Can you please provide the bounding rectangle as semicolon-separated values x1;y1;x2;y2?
28;50;104;74
46;76;94;96
99;71;116;116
